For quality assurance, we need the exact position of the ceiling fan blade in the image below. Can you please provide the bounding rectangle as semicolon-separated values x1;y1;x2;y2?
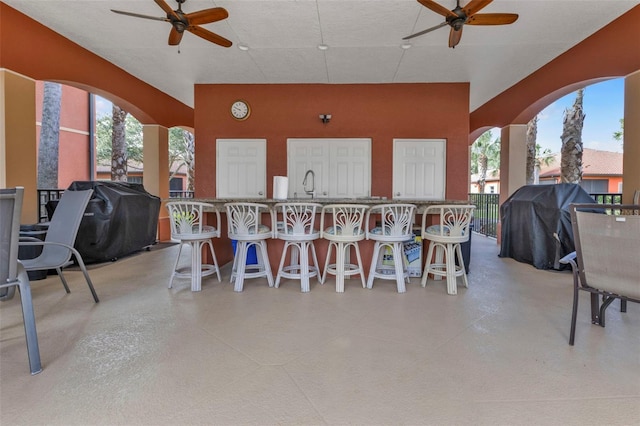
187;25;233;47
186;7;229;25
449;27;463;48
417;0;457;19
403;21;448;40
111;9;169;22
467;13;518;25
462;0;493;17
168;27;183;46
154;0;179;20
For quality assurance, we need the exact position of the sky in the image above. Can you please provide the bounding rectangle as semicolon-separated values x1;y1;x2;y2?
490;78;624;154
97;78;625;154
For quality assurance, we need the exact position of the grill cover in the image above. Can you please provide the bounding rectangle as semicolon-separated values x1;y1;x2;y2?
499;184;595;270
58;181;161;263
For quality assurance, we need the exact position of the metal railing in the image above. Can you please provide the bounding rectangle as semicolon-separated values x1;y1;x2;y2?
37;189;64;222
589;192;623;204
468;193;500;238
468;192;624;239
169;190;194;198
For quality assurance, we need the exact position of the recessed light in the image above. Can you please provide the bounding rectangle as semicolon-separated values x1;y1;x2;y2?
317;44;329;51
238;44;250;51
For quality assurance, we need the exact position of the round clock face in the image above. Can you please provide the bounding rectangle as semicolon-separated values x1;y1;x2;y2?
231;100;250;120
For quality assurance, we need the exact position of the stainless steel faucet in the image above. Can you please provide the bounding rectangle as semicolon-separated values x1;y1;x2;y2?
302;169;315;198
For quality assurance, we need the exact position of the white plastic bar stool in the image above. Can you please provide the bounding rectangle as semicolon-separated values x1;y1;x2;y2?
320;204;368;292
225;202;275;292
366;203;416;293
166;201;221;292
273;202;323;292
421;205;475;295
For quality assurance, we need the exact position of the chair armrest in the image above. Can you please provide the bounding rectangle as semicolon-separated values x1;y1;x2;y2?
559;251;576;265
19;236;43;243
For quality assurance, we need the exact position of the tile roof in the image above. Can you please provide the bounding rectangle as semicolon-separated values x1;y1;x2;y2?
538;148;623;178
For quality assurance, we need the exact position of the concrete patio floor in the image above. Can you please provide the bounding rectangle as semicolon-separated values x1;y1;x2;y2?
1;234;638;425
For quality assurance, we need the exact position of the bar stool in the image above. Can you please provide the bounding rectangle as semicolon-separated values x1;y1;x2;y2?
421;205;475;295
320;204;368;292
273;202;323;292
166;201;221;292
365;203;416;293
225;202;275;292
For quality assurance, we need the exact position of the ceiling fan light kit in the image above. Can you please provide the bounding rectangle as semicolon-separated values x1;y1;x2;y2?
111;0;232;48
404;0;518;48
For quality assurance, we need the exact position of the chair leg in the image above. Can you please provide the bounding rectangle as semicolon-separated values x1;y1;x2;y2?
421;241;435;288
17;264;42;375
234;242;248;292
392;243;406;293
169;243;184;288
191;241;203;292
311;243;323;285
275;241;290;288
335;243;345;293
206;240;221;282
367;242;381;289
353;242;366;289
455;243;469;288
569;276;580;346
258;240;274;288
57;268;71;294
299;242;310;293
445;243;457;295
72;251;99;303
322;243;334;286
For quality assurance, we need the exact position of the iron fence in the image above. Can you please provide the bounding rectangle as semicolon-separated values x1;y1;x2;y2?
468;191;624;239
37;189;64;222
468;193;500;238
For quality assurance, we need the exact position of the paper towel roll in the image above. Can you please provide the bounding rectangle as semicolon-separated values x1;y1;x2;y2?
273;176;289;200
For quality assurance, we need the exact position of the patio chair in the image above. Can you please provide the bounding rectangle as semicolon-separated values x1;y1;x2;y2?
273;202;324;292
19;189;99;303
365;203;416;293
0;187;42;374
421;205;475;295
225;202;275;292
166;201;222;292
320;204;368;292
560;203;640;345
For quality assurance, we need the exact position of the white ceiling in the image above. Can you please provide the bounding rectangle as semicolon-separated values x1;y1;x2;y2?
4;0;640;111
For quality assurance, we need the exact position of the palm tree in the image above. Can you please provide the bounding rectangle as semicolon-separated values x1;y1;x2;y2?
471;130;500;193
534;145;555;184
613;118;624;149
111;105;128;182
38;82;62;188
560;89;585;184
525;115;538;185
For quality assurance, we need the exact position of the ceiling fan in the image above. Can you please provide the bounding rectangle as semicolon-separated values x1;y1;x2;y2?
111;0;232;47
403;0;518;48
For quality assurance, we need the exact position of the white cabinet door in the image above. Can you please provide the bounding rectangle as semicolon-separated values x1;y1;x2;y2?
216;139;267;198
330;140;371;198
288;138;371;199
393;139;446;200
287;140;330;198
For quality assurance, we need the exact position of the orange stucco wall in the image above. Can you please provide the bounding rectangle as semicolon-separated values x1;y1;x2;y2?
470;5;640;140
194;83;471;271
194;83;471;200
0;2;192;128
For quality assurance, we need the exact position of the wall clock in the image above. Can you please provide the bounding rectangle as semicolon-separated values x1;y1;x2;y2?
230;100;250;121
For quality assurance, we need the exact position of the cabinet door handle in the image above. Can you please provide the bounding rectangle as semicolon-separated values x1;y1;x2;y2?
396;192;401;196
258;191;263;196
